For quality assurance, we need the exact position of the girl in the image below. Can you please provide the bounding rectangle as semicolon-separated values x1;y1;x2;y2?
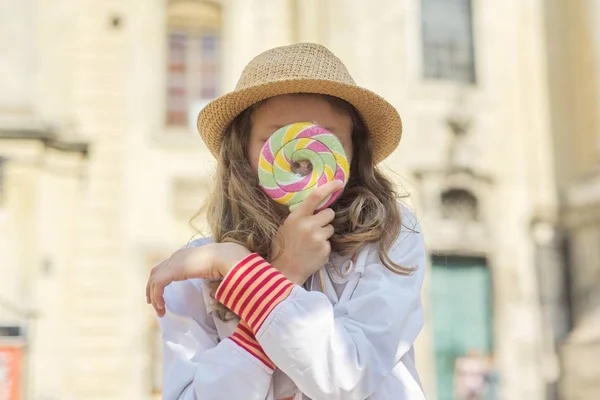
147;43;427;400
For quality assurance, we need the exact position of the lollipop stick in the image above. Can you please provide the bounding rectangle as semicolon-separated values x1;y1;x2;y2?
318;268;327;293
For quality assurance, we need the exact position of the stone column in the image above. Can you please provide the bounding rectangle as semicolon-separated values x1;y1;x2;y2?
558;2;600;398
531;220;569;400
588;0;600;156
560;204;600;399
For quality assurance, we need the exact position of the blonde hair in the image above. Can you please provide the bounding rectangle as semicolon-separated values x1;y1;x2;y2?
198;94;412;321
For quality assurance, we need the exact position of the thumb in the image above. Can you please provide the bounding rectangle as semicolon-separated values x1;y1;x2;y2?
292;180;344;216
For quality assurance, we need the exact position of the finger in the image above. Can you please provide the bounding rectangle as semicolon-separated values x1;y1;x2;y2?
146;272;155;304
312;208;335;227
151;268;171;317
146;263;164;304
316;224;335;240
146;279;150;304
293;180;344;216
153;277;167;314
320;239;332;259
151;279;167;317
149;274;158;313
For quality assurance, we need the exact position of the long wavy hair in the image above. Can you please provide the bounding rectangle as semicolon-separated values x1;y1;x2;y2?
197;94;412;321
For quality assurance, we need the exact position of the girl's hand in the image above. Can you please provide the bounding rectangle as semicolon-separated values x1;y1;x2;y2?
271;180;344;285
146;242;251;317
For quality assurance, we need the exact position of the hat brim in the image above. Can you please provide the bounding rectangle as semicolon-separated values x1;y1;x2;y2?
197;78;402;164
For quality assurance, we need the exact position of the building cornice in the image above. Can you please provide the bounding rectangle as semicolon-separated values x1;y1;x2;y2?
0;128;88;155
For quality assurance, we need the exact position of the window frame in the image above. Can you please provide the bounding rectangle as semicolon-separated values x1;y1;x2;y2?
164;0;223;133
420;0;477;84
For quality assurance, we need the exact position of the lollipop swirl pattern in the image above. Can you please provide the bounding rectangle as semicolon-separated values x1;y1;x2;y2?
258;122;350;211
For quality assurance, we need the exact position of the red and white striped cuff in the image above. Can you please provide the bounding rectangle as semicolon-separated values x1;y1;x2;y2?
216;253;294;333
229;321;275;370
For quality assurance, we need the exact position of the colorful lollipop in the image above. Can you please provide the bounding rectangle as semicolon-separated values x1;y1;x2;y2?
258;122;350;212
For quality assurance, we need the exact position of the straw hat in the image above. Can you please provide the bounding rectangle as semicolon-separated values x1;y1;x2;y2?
197;42;402;163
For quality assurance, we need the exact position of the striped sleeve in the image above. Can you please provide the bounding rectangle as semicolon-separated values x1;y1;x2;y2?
229;321;275;370
216;253;295;333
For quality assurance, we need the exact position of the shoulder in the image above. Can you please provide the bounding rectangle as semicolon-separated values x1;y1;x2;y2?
398;202;421;235
362;202;423;258
385;202;426;273
391;202;424;253
180;236;213;249
355;202;426;299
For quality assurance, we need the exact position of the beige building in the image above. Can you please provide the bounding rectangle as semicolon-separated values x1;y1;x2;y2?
0;0;598;399
545;0;600;399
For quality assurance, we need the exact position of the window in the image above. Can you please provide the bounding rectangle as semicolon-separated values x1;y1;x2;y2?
166;1;222;128
441;188;479;221
421;0;476;83
0;326;23;338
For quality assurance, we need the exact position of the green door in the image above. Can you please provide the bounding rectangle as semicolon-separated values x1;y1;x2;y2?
431;256;493;400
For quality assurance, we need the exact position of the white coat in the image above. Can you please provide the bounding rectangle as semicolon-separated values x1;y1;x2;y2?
159;206;427;400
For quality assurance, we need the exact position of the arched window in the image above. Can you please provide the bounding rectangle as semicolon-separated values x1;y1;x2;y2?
166;0;222;127
441;188;479;221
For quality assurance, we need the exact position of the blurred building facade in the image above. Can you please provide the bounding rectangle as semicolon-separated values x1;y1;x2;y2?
0;0;597;399
545;0;600;399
